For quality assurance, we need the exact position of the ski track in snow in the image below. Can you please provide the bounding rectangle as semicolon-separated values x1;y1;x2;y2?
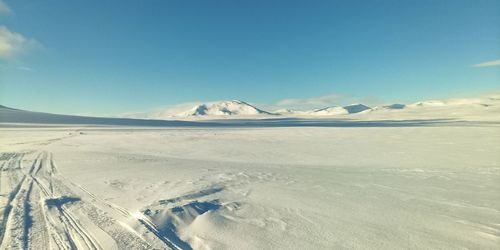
0;138;190;249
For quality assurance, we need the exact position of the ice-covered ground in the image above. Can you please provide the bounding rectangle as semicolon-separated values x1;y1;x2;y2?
0;124;499;249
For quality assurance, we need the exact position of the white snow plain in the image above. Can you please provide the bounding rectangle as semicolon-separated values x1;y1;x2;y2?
1;123;499;249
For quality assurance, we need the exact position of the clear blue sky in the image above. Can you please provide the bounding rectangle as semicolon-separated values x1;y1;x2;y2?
0;0;499;114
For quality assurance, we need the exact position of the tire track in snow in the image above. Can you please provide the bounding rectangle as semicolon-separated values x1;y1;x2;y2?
21;181;34;249
0;176;34;249
0;153;26;243
30;152;102;250
0;175;27;248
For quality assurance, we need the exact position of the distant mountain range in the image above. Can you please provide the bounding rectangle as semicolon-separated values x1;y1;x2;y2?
147;94;500;120
2;94;500;124
157;100;425;118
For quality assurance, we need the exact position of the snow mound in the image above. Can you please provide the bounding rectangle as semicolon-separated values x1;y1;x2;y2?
383;104;406;109
175;100;272;117
274;108;294;114
372;104;407;110
274;109;309;115
410;100;447;107
343;104;372;113
308;104;371;116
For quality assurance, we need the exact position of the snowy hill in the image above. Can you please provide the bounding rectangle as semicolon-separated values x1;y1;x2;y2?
374;104;406;110
407;97;496;108
354;95;500;121
274;109;309;115
308;104;372;116
173;100;274;117
274;108;294;114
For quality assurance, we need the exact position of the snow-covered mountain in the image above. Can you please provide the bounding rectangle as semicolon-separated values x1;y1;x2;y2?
174;100;273;117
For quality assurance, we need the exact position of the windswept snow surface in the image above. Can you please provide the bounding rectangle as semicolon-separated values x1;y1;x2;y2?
0;122;499;249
